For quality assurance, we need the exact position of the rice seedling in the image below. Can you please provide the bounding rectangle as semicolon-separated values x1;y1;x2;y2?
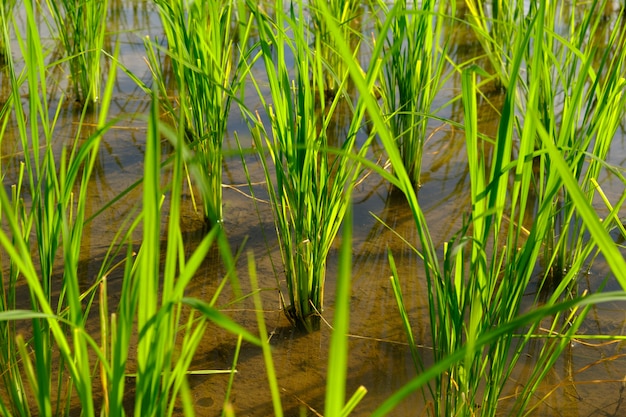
527;1;626;282
309;0;363;95
43;0;109;105
121;85;261;417
244;0;378;332
465;0;626;283
463;0;527;90
373;0;452;187
418;13;625;417
317;1;626;415
0;5;261;415
0;0;14;63
0;2;118;412
245;204;367;417
149;0;254;227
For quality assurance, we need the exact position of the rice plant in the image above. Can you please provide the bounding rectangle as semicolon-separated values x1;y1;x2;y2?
150;0;253;227
43;0;109;105
464;0;527;90
401;7;626;416
309;0;363;95
245;0;378;332
525;0;626;281
374;0;452;187
0;0;14;62
245;205;367;417
0;2;117;412
121;86;261;417
317;1;626;415
0;5;260;415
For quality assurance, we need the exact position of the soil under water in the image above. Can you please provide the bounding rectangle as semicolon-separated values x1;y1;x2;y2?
2;1;626;416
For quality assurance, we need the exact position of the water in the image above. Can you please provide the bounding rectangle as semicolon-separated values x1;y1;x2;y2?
1;1;626;415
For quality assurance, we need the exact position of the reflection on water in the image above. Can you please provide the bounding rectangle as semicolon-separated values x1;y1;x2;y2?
1;0;626;415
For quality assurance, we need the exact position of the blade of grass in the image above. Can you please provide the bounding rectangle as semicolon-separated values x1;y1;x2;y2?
248;252;284;417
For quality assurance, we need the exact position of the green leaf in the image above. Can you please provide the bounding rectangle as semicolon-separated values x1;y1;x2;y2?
181;297;261;346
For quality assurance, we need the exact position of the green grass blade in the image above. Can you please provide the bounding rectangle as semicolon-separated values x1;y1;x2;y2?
248;252;284;417
325;205;360;416
180;298;261;346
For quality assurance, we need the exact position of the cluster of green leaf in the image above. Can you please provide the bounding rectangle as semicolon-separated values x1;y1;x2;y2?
44;0;109;105
372;0;452;187
0;4;260;416
0;0;15;61
148;0;254;226
364;0;626;415
0;0;625;416
242;0;375;332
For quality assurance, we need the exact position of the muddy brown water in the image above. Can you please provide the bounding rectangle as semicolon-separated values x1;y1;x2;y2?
2;1;626;416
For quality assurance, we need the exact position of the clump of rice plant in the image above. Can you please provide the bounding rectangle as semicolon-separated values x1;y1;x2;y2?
319;1;626;415
524;1;626;281
464;0;626;283
246;205;368;416
150;0;252;227
464;0;527;90
0;2;117;412
44;0;109;105
245;0;376;332
117;86;260;417
0;5;260;415
391;5;626;415
309;0;363;95
0;0;14;62
373;0;452;187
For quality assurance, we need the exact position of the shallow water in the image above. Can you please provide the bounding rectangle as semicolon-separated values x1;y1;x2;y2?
2;1;626;416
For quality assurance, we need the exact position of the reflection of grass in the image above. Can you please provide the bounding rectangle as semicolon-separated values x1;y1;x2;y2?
44;0;109;105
